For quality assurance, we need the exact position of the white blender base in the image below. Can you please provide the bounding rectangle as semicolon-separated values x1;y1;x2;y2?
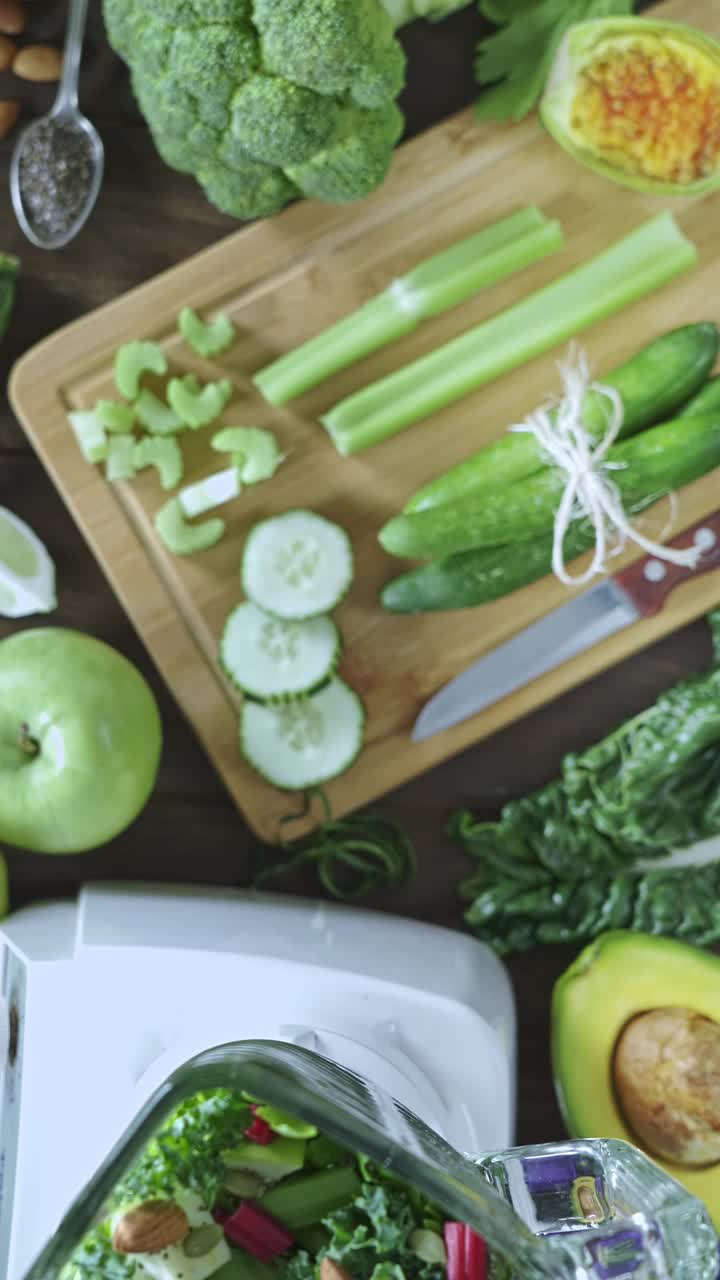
0;884;516;1280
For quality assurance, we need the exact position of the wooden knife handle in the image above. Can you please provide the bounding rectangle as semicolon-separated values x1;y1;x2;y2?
614;510;720;618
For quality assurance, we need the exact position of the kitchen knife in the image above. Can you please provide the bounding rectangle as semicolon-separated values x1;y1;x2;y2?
412;511;720;743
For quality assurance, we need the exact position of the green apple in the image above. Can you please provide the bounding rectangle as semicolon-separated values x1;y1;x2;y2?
0;628;162;854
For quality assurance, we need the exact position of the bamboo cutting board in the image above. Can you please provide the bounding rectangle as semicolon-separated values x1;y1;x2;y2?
10;0;720;843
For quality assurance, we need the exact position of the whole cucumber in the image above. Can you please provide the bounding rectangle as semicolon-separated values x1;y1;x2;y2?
405;323;719;513
681;375;720;416
0;255;19;342
380;412;720;560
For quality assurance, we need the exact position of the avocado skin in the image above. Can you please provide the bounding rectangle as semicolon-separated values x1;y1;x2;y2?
551;930;720;1227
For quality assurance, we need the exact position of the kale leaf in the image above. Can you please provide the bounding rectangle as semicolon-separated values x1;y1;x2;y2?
323;1183;445;1280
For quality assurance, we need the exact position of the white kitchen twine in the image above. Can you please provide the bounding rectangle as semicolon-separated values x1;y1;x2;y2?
509;345;702;586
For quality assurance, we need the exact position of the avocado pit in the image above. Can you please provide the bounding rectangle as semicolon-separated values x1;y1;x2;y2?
613;1006;720;1167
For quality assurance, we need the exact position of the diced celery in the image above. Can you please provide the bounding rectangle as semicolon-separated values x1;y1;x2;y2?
323;212;698;454
105;434;137;482
211;427;282;484
168;375;234;429
134;436;184;490
115;340;167;399
95;399;136;433
154;498;225;555
179;306;236;358
222;1136;306;1182
253;206;564;405
135;388;184;435
260;1166;362;1229
68;410;107;463
178;467;242;518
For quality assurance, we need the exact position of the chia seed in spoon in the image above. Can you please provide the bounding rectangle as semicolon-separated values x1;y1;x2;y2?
18;119;94;241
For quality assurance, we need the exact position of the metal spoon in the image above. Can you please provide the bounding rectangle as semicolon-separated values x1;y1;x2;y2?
10;0;104;250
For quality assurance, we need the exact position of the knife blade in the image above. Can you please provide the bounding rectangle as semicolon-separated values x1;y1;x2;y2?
412;511;720;743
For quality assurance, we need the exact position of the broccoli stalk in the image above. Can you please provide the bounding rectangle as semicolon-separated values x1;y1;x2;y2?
103;0;473;222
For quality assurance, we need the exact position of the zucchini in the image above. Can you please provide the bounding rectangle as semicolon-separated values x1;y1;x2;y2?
380;412;720;560
220;602;340;699
240;677;365;789
242;511;353;620
0;254;19;342
404;323;719;514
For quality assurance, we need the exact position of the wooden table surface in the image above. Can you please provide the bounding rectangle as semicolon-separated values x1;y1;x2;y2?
0;1;713;1148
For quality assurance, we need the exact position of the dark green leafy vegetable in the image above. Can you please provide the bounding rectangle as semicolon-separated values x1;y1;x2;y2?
324;1183;445;1280
456;611;720;953
255;790;416;899
475;0;634;123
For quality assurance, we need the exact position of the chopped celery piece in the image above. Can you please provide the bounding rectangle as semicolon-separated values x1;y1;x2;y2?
135;388;184;435
105;434;137;482
254;1105;317;1138
253;206;564;405
211;427;282;483
260;1165;362;1228
222;1136;306;1181
134;436;184;490
179;467;242;518
68;410;107;463
115;340;167;399
179;306;236;358
322;212;698;454
95;399;136;433
155;497;225;555
167;375;233;428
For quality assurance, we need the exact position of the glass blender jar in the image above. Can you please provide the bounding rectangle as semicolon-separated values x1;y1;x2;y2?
21;1040;719;1280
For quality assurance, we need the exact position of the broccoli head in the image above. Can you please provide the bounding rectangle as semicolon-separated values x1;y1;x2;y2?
104;0;472;222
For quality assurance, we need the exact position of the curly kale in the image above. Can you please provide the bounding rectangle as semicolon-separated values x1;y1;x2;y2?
103;0;472;220
456;610;720;953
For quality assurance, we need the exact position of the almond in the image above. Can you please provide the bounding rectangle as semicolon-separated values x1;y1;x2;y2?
13;44;63;84
0;0;25;36
0;100;19;140
0;35;16;72
112;1200;190;1255
320;1260;354;1280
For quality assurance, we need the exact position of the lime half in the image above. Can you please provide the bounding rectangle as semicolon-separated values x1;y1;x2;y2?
0;507;57;617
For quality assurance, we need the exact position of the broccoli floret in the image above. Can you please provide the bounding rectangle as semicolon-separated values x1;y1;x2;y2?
253;0;405;101
198;156;298;220
288;101;404;203
104;0;467;222
231;74;342;166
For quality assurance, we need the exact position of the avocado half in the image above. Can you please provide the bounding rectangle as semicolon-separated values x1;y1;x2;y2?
540;18;720;196
552;931;720;1226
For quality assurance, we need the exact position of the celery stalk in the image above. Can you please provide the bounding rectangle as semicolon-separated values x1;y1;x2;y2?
253;207;564;405
322;212;697;456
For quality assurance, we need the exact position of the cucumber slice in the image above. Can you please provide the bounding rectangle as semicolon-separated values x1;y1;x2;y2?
240;677;365;789
155;497;225;556
96;399;136;433
68;410;107;463
105;434;137;482
220;603;340;700
134;437;184;491
179;467;242;518
135;389;184;436
242;511;353;620
167;375;233;429
179;307;236;358
115;340;167;399
211;427;282;484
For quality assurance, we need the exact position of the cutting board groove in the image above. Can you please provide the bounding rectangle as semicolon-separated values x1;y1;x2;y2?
10;0;720;842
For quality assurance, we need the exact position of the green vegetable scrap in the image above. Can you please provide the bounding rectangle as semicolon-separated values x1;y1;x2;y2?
105;434;137;482
167;374;233;429
68;410;108;464
0;254;19;343
135;388;183;435
456;611;720;954
212;427;282;483
155;497;225;556
96;399;137;433
474;0;634;123
114;340;167;400
103;0;471;222
134;436;184;490
179;306;236;358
